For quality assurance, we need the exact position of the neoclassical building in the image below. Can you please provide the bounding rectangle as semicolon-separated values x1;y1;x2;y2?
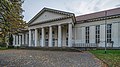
13;7;120;48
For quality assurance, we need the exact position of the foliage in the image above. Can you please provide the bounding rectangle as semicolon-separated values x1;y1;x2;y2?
8;45;14;49
0;42;7;47
90;50;120;67
0;47;8;50
0;0;26;45
9;34;13;45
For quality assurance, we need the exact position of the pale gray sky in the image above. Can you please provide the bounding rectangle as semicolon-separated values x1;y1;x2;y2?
22;0;120;22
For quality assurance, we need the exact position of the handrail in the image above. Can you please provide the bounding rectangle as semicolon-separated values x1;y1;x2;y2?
73;43;97;47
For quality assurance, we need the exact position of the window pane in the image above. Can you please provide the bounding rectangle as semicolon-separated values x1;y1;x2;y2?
95;25;100;43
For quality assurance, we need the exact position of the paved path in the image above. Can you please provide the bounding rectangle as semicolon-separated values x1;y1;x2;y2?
0;50;105;67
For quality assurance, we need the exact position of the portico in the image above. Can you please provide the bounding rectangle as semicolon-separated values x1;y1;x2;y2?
27;7;75;47
28;23;73;47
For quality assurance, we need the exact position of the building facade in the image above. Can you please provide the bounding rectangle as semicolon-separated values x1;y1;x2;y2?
13;7;120;48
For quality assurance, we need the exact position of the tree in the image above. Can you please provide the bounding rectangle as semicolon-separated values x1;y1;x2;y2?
9;34;13;45
0;0;26;46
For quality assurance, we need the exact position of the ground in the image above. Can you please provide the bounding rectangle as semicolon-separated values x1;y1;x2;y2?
90;50;120;67
0;50;106;67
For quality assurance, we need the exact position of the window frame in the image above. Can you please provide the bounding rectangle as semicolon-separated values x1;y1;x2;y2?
95;25;100;43
85;27;89;43
107;24;112;43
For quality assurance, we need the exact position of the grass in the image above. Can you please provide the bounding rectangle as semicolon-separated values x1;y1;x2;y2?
90;50;120;67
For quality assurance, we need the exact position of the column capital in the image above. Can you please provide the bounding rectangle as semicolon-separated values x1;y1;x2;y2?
48;25;52;27
35;28;38;30
57;24;61;26
41;27;45;29
28;29;32;30
68;23;73;25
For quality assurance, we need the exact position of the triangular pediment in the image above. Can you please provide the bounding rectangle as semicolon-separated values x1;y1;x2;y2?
28;7;74;25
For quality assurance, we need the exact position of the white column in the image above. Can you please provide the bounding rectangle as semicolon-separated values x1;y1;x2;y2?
22;34;24;45
49;26;53;47
19;35;21;46
58;25;62;47
35;28;38;47
13;35;15;46
41;27;45;47
68;23;72;47
25;33;28;45
16;35;18;46
29;30;32;47
90;26;95;43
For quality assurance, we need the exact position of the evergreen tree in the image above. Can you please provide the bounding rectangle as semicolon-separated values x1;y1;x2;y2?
0;0;26;45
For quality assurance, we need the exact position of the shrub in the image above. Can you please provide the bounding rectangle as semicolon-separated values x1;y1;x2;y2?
8;45;14;49
9;34;13;46
0;42;7;47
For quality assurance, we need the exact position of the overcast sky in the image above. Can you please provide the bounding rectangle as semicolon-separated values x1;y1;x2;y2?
22;0;120;22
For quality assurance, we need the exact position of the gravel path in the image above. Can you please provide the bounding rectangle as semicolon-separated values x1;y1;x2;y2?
0;50;105;67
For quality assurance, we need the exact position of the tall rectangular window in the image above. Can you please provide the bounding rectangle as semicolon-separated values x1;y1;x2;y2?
95;25;100;43
15;36;16;45
27;34;29;44
85;27;89;43
18;35;19;44
107;24;112;43
24;34;26;44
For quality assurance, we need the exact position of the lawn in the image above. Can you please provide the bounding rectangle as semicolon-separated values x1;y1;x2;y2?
90;50;120;67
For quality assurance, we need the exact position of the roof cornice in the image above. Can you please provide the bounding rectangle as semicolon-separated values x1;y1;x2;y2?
76;14;120;24
29;16;73;26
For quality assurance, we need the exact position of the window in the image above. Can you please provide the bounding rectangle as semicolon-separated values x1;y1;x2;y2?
66;38;68;46
53;39;55;46
66;29;68;36
107;24;112;43
52;31;54;34
46;32;48;34
85;27;89;43
15;36;16;45
20;35;22;44
40;32;41;35
18;35;19;44
24;34;26;44
95;25;100;43
27;34;29;44
52;31;54;37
